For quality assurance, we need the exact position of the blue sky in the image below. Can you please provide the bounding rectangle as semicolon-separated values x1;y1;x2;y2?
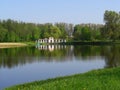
0;0;120;24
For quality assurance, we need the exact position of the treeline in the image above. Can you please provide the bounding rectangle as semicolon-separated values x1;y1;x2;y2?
73;10;120;41
102;10;120;41
73;24;103;41
0;20;74;42
1;45;120;68
0;19;103;42
0;10;120;42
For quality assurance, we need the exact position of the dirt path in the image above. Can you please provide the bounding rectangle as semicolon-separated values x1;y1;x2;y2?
0;43;27;48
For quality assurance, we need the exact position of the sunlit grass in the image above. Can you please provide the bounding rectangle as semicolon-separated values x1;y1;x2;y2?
5;67;120;90
0;43;27;48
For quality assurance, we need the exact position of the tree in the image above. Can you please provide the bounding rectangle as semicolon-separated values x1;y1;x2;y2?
102;10;120;41
6;31;16;42
73;24;102;41
0;25;8;42
73;25;82;40
49;26;62;38
32;27;40;40
73;24;91;41
81;26;91;41
91;29;101;41
55;23;68;39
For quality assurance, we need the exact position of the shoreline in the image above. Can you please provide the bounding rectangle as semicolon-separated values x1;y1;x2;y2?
36;40;120;45
0;43;27;48
5;67;120;90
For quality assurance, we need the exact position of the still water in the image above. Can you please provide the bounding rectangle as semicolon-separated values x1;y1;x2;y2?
0;45;120;89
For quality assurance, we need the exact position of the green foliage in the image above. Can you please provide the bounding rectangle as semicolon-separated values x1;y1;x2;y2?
5;67;120;90
39;24;62;39
73;25;82;40
0;20;70;42
7;31;17;42
73;24;103;41
55;23;68;38
51;26;62;38
101;10;120;41
32;27;40;40
1;10;120;43
81;26;91;41
0;25;8;42
73;10;120;41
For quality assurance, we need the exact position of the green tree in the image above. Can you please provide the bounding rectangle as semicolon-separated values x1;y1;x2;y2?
73;25;91;41
0;25;8;42
91;29;101;41
55;23;68;39
6;31;16;42
102;10;120;41
73;25;82;40
81;27;91;41
49;26;62;38
32;27;40;40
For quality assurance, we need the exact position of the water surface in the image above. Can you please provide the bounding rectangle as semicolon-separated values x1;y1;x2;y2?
1;45;120;89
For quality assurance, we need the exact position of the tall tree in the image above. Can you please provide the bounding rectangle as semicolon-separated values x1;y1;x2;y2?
73;24;102;41
55;23;68;39
102;10;120;41
0;25;8;42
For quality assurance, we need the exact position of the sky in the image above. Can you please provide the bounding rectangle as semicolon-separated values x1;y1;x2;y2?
0;0;120;24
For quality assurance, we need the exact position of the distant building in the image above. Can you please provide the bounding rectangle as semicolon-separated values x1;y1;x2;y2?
36;37;66;44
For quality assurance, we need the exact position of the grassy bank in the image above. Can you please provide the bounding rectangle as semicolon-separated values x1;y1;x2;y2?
5;67;120;90
23;42;36;46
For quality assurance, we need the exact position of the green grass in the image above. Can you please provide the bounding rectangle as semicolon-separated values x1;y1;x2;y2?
23;42;36;46
5;67;120;90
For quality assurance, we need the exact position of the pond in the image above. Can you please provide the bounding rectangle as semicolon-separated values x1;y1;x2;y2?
1;45;120;89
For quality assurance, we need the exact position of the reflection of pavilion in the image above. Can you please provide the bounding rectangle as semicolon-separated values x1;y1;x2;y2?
36;37;66;44
36;45;66;51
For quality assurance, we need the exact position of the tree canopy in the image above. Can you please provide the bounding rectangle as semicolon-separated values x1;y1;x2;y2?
73;24;102;41
0;20;71;42
0;10;120;42
101;10;120;41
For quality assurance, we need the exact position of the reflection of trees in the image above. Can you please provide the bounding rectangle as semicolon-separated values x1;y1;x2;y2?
74;45;101;60
74;45;120;68
1;45;120;69
0;47;37;68
101;45;120;68
0;46;73;69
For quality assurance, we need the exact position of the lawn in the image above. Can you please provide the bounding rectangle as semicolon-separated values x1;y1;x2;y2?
4;67;120;90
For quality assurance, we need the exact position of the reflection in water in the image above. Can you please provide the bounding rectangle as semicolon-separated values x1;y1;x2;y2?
0;45;74;69
0;45;120;69
101;45;120;68
1;45;120;89
36;45;67;51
